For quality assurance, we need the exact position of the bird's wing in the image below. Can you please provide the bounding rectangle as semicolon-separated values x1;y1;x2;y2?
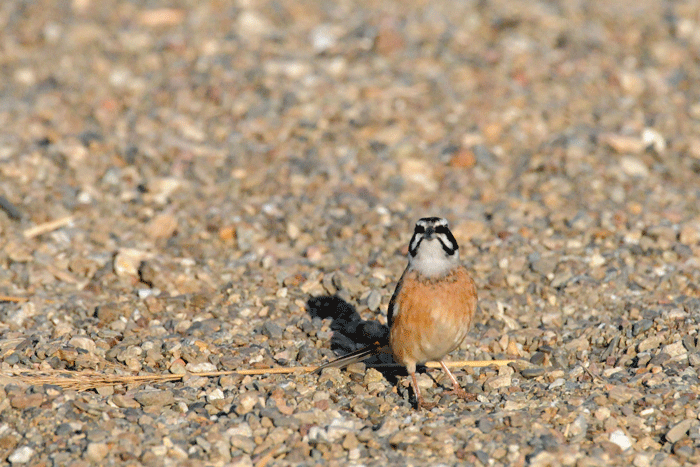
387;266;408;328
311;340;390;374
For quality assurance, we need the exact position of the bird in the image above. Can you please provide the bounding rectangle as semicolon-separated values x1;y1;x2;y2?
314;217;478;409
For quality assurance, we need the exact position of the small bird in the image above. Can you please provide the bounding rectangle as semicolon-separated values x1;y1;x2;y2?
315;217;478;409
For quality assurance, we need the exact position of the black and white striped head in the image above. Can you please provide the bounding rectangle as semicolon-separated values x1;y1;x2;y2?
407;217;460;277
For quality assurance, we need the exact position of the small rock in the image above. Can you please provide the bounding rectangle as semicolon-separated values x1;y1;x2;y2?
632;453;653;467
137;8;185;27
134;390;174;407
477;417;494;434
343;432;359;450
226;424;253;438
662;341;687;359
95;302;131;323
620;156;649;178
236;393;259;415
530;352;546;365
237;10;273;37
548;378;565;389
449;148;476;168
207;388;225;402
68;336;96;353
186;362;217;373
375;417;400;437
520;367;546;378
169;358;187;375
262;322;283;339
666;419;698;443
679;224;700;245
568;414;588;440
638;334;664;352
682;335;697;351
113;248;148;277
364;368;384;385
601;133;644;153
230;435;256;454
641;128;665;153
609;430;632;451
607;385;641;404
112;394;140;409
310;24;339;53
10;393;43;410
146;213;178;239
414;372;434;390
366;290;381;312
399;158;438;192
326;417;356;442
484;374;511;391
632;319;653;336
8;446;35;464
85;442;109;462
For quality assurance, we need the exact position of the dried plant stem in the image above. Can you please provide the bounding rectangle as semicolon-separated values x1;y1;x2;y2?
0;296;29;303
1;359;516;392
23;215;74;239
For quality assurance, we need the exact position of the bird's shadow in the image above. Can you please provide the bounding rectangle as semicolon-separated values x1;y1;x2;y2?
306;295;404;384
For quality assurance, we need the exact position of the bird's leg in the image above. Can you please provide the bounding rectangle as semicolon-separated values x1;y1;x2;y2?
440;361;477;401
410;371;436;410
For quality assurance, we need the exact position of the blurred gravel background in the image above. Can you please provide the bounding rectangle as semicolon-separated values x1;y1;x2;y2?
1;0;700;465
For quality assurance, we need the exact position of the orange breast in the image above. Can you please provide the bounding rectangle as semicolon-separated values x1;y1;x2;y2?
389;267;477;369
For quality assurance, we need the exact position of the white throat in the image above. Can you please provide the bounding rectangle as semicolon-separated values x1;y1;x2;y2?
408;238;459;278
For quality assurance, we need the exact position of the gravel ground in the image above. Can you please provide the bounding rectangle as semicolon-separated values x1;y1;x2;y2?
1;0;700;465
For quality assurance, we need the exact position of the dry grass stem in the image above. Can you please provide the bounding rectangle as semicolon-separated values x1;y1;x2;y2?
23;215;74;239
0;296;29;303
1;360;514;392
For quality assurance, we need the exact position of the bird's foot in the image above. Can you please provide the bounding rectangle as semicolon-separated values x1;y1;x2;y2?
416;395;437;410
444;387;477;402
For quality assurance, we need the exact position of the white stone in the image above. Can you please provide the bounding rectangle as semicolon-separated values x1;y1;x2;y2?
620;156;649;177
609;429;632;450
68;336;96;353
185;362;217;373
8;446;35;464
642;128;665;153
310;24;339;52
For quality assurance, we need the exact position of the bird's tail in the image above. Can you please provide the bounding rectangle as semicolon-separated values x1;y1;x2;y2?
311;340;390;374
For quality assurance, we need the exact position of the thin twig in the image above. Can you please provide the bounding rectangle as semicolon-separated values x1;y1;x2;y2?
23;215;74;239
0;296;29;303
1;359;516;392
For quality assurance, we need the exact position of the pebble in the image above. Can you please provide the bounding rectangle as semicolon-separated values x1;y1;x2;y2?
366;290;382;312
10;393;43;410
520;367;546;378
68;336;96;353
262;322;284;339
477;418;495;434
609;430;633;451
632;319;654;336
134;390;175;407
620;156;649;177
666;419;698;444
85;442;109;462
186;362;217;373
638;335;664;352
113;248;148;277
8;446;35;464
146;213;178;239
484;374;512;391
236;393;259;415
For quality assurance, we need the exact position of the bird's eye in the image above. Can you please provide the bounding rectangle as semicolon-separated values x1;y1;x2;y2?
415;225;425;234
434;225;449;234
